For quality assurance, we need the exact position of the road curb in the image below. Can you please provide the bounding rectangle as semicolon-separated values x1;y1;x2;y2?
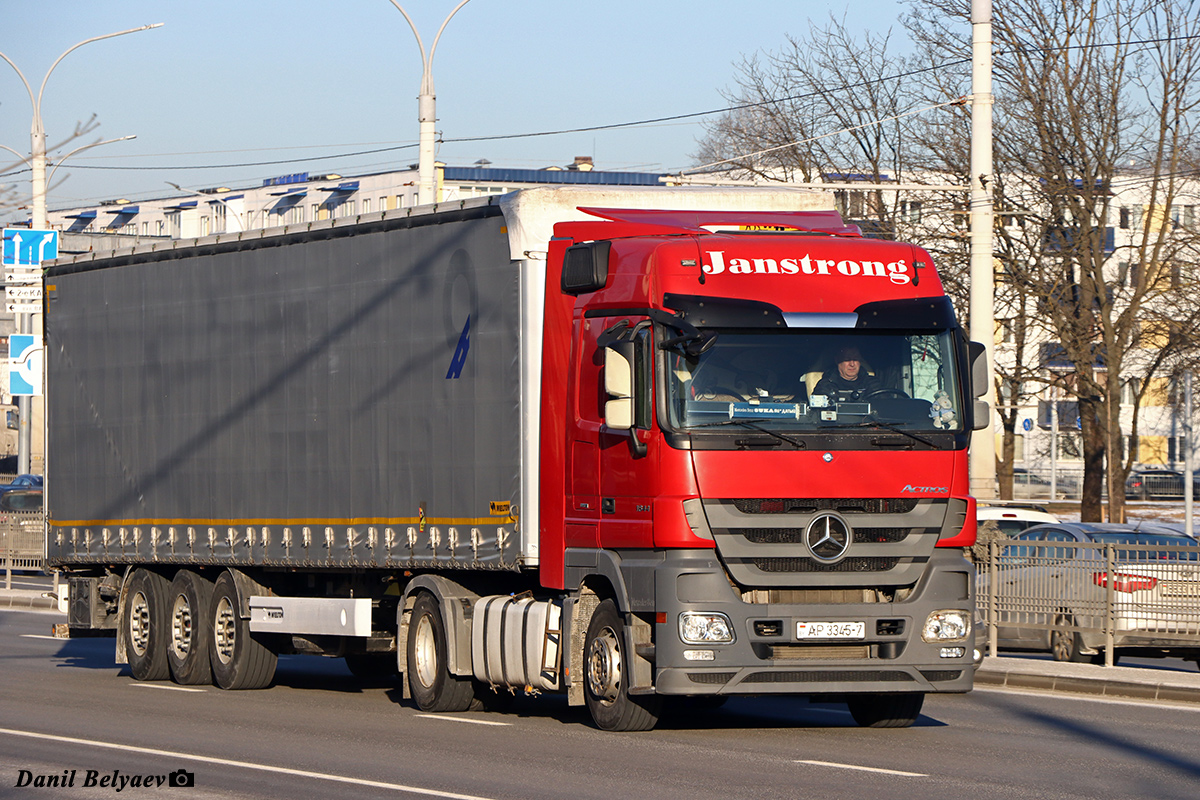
976;660;1200;704
0;589;60;611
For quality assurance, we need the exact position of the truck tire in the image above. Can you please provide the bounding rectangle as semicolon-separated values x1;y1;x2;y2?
583;599;662;732
846;692;924;728
166;570;214;685
208;571;277;690
123;569;171;681
406;592;475;712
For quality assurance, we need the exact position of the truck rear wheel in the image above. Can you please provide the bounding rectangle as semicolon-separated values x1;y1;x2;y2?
583;599;661;732
846;692;924;728
406;592;474;712
123;569;171;681
208;571;277;690
167;570;214;685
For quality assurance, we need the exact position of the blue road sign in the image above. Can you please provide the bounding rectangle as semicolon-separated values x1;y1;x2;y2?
8;334;42;396
3;228;59;267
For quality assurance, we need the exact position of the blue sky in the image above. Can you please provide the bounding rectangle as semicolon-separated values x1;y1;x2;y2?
0;1;916;220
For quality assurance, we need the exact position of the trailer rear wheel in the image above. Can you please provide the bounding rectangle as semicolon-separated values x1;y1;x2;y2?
406;593;474;712
583;599;661;731
123;569;171;681
167;570;214;685
208;571;277;690
846;692;924;728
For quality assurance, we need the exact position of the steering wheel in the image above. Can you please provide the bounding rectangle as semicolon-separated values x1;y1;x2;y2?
696;385;745;402
862;388;908;401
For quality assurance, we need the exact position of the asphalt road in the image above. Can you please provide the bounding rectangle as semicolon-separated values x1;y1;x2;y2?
2;608;1200;800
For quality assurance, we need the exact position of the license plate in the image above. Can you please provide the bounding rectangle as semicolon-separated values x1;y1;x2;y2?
797;621;866;639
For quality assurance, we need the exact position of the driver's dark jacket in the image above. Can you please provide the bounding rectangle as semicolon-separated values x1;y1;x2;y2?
812;371;882;400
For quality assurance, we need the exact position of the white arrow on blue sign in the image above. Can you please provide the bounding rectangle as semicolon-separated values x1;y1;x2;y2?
2;228;59;267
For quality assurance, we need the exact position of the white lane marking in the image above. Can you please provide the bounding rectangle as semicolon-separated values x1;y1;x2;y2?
131;683;207;693
20;634;62;640
414;714;512;727
0;727;500;800
796;760;928;777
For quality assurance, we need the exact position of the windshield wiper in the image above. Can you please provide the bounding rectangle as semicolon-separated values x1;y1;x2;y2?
824;418;940;449
689;419;807;449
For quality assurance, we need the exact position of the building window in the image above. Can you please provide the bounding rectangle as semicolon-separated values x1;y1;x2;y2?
380;196;388;211
397;195;406;209
362;198;371;214
899;200;922;224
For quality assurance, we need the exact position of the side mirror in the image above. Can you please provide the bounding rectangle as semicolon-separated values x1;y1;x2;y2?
604;344;636;431
968;340;991;431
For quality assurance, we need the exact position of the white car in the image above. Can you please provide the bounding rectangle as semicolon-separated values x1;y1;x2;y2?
977;504;1059;536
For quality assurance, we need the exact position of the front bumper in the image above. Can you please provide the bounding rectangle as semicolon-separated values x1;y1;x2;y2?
653;548;976;696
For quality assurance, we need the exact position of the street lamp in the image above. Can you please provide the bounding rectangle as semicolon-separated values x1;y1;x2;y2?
387;1;473;206
166;182;246;233
0;23;163;476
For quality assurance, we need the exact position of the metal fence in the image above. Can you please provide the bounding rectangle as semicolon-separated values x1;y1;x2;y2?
1;511;44;575
976;538;1200;665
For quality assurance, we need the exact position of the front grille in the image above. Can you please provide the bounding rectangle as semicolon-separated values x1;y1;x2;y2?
742;588;880;604
733;498;920;515
766;645;870;660
741;670;914;683
687;672;736;685
752;557;902;573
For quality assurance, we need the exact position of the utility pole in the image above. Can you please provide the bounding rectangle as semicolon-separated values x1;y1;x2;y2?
969;0;997;500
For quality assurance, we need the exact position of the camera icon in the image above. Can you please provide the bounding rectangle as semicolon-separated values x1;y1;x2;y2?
168;770;195;788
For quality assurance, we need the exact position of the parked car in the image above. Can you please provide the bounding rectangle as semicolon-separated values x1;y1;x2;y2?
0;488;43;535
0;474;42;495
977;504;1059;536
986;522;1200;665
0;488;42;513
1011;467;1078;499
1124;467;1200;500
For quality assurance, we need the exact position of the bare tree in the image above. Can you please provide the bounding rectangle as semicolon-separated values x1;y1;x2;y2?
905;0;1200;521
695;16;926;238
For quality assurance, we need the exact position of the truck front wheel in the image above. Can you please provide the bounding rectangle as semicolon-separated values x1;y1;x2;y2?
167;570;214;685
406;592;474;712
583;599;661;732
846;692;925;728
208;571;277;690
123;569;171;681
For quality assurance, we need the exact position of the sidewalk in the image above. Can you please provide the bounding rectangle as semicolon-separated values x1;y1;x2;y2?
976;655;1200;704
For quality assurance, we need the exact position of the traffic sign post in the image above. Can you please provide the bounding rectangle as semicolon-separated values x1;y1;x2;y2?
2;228;56;475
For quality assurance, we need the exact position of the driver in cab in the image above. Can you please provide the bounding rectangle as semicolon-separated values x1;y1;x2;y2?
813;345;881;402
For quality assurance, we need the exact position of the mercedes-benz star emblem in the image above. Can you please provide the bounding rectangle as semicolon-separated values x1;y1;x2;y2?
806;513;852;562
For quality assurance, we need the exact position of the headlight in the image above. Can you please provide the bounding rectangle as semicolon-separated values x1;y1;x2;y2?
679;612;734;644
922;609;971;642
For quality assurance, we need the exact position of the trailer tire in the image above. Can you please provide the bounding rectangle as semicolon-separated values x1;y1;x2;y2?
166;570;214;685
406;592;474;712
846;692;924;728
123;569;171;682
208;572;277;690
583;599;661;732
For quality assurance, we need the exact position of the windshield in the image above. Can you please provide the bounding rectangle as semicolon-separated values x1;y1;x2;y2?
664;329;966;435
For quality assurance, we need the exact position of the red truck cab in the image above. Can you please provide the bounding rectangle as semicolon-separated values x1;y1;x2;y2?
540;207;983;728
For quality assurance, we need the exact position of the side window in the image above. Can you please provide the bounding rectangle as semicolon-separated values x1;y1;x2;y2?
633;326;653;429
1041;530;1075;560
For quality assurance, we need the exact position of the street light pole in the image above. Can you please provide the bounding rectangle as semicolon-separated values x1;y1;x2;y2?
0;23;162;476
387;0;473;206
968;0;997;500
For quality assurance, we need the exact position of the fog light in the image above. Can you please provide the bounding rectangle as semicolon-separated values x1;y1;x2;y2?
940;646;966;658
679;612;734;644
683;649;715;661
922;609;970;642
